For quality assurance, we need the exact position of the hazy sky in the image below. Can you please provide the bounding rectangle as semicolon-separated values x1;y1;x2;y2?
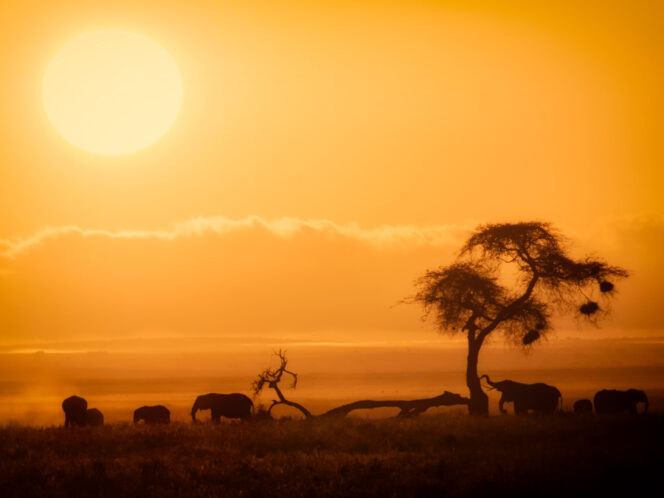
0;1;662;358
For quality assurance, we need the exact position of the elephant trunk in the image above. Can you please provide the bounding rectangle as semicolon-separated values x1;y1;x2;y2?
643;397;649;414
480;374;498;389
191;397;201;422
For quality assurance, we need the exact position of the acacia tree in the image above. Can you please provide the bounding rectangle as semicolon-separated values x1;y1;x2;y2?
411;222;628;416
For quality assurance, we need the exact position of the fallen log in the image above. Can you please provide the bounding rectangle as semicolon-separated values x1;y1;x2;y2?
321;391;470;418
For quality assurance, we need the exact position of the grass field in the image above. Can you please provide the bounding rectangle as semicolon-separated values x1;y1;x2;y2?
0;413;661;497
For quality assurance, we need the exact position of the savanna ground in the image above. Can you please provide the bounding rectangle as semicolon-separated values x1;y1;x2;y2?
1;413;661;498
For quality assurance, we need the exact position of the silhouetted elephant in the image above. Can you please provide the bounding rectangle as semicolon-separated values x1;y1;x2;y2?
191;393;253;423
594;389;648;414
573;399;593;414
134;405;170;425
481;375;561;414
85;408;104;426
62;395;88;427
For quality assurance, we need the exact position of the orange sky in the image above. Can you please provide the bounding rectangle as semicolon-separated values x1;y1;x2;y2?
0;1;662;362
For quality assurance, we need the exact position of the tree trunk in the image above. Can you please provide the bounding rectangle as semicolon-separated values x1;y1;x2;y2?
466;336;488;416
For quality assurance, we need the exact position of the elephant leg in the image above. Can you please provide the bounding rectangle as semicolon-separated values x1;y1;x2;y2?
499;395;508;414
211;409;221;423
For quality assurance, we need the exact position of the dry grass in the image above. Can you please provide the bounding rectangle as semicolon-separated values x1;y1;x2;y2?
0;413;661;497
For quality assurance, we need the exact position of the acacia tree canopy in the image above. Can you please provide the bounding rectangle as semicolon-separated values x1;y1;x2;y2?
416;222;628;344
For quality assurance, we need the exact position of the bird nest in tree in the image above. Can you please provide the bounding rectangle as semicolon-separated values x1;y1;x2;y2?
522;330;540;345
579;301;600;316
599;280;614;293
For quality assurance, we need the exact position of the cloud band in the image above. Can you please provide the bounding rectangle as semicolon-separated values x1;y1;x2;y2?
0;216;469;259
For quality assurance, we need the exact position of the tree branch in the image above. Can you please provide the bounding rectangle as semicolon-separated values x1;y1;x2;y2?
267;387;313;419
478;273;539;343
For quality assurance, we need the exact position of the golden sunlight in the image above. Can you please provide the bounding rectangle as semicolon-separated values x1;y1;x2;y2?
42;30;182;155
1;1;663;494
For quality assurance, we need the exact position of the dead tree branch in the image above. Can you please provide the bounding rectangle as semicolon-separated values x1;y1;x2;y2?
252;349;313;419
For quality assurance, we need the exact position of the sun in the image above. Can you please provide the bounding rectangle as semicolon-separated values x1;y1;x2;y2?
42;30;183;156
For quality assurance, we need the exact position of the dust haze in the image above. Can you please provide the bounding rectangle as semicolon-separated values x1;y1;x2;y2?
3;336;663;426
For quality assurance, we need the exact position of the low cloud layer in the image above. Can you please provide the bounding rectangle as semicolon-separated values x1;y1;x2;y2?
0;216;471;259
0;215;662;350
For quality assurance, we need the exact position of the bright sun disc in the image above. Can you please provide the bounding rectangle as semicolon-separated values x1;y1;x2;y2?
43;30;183;155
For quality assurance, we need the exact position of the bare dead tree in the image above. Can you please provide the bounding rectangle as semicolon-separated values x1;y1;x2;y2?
252;350;469;419
252;349;313;419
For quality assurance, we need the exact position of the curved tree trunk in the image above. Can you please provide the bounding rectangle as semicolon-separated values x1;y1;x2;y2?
267;383;313;419
467;336;488;416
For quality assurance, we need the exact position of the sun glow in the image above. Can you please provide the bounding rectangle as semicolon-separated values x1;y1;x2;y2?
42;30;183;155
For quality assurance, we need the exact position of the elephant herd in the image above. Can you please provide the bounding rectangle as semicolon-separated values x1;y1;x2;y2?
481;375;649;415
62;382;648;425
61;393;254;427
